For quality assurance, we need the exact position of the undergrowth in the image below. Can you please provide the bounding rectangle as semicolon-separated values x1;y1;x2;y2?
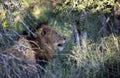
0;0;120;78
42;35;120;78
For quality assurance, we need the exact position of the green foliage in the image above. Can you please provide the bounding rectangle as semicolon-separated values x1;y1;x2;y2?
0;0;120;78
43;36;120;78
51;0;114;40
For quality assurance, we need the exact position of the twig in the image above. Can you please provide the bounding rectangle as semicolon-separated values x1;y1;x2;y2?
19;19;35;36
72;25;80;48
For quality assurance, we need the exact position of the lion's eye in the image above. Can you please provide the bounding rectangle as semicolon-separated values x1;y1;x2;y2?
64;37;66;40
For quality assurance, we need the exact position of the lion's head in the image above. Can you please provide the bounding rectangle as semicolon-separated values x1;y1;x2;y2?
31;24;66;62
35;24;66;51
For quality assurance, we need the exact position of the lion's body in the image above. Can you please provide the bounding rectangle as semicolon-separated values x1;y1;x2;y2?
9;37;36;64
7;24;66;66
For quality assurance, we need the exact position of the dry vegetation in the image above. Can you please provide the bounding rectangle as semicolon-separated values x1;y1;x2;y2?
0;0;120;78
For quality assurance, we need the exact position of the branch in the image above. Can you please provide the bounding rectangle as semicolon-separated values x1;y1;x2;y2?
71;25;80;47
81;31;88;52
19;19;35;36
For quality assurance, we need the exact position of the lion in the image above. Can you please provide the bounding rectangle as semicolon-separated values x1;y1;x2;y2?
6;23;66;69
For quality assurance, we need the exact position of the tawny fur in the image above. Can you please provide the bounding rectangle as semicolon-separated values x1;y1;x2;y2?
6;24;66;66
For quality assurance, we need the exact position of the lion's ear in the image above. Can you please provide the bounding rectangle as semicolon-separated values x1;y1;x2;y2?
41;27;51;37
41;29;47;36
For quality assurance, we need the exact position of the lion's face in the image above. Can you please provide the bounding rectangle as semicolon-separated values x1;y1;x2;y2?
35;25;66;51
52;29;66;51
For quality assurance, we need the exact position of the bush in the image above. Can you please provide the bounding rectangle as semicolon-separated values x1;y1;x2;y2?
0;0;120;78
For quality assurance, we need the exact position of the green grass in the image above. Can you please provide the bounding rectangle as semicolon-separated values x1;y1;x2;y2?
0;0;120;78
42;35;120;78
